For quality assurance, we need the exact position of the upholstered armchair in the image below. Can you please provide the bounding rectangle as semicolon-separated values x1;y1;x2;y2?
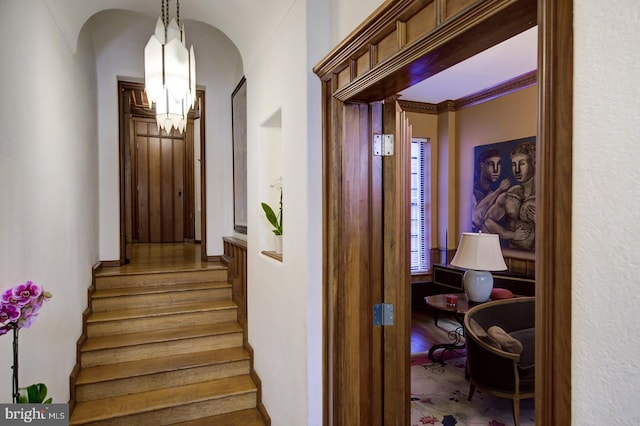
463;297;535;426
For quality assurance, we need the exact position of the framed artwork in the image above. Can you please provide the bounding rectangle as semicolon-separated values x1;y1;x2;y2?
232;77;247;234
472;136;536;252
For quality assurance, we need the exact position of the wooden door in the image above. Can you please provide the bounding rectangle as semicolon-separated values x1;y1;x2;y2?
381;99;411;425
322;97;410;426
134;119;186;243
323;99;384;426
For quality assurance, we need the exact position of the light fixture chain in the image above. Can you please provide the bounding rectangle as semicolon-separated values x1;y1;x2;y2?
176;0;180;26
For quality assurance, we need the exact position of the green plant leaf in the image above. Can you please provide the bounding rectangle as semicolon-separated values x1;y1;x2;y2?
261;202;282;234
27;384;39;402
17;383;51;403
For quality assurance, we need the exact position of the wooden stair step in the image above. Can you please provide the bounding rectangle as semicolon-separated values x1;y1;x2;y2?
95;268;228;290
172;408;266;426
93;280;231;298
91;283;233;312
69;375;257;425
77;346;250;384
83;322;241;351
80;323;243;367
88;300;237;323
86;301;238;336
76;347;250;402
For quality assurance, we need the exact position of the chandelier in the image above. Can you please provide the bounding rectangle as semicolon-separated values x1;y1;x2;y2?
144;0;196;133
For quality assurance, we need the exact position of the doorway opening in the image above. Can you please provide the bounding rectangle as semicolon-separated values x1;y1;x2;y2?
314;0;572;424
118;81;207;264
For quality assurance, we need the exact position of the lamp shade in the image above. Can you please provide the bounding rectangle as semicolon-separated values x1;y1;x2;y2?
144;2;196;134
450;232;507;271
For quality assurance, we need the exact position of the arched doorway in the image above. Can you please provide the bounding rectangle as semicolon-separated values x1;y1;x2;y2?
117;81;208;264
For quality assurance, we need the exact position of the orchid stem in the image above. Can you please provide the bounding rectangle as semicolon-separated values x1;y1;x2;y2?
12;327;19;403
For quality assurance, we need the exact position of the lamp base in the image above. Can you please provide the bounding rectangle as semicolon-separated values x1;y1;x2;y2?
463;270;494;303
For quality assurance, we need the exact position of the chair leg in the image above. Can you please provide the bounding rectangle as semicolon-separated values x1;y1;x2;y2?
467;383;476;401
512;396;520;426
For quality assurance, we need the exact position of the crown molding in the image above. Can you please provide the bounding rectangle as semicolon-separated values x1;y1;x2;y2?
398;70;537;114
455;70;537;109
396;99;437;114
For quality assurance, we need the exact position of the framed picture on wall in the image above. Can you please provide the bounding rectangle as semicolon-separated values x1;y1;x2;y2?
472;136;536;252
232;77;247;234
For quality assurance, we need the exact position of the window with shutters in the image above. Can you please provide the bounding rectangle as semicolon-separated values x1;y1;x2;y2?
410;137;431;272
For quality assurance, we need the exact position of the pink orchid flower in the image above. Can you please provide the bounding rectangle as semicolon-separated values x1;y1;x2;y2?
11;281;43;306
0;303;21;324
0;324;13;336
1;288;19;305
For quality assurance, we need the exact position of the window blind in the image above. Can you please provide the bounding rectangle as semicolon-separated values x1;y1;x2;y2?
410;138;431;272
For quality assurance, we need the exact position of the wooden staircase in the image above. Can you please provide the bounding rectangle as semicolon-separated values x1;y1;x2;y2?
69;264;266;425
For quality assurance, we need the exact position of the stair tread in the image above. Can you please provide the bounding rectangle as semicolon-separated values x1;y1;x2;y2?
172;408;265;426
95;264;227;278
88;300;237;322
82;322;243;352
93;281;231;298
70;375;257;424
77;347;250;385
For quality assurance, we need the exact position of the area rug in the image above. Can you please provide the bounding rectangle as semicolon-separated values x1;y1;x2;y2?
411;357;534;426
411;348;466;366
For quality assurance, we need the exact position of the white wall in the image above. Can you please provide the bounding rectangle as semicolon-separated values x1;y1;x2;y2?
573;1;640;423
0;0;99;403
92;10;243;260
245;1;318;423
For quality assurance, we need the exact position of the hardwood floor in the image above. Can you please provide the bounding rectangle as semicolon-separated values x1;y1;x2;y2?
411;306;463;355
113;242;220;274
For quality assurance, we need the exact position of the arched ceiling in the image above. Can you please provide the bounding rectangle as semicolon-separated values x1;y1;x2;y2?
43;0;295;66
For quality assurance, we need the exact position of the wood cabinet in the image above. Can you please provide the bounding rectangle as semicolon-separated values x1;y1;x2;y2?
432;263;535;296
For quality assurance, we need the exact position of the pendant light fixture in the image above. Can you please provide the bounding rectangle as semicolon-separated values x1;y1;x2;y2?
144;0;196;133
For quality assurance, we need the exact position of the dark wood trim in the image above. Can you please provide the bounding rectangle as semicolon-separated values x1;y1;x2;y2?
118;82;128;266
317;0;537;103
231;77;248;235
204;255;221;262
261;251;282;262
222;237;248;337
69;262;100;415
382;100;411;425
396;99;438;114
536;0;573;424
316;0;572;424
198;90;208;261
221;237;270;425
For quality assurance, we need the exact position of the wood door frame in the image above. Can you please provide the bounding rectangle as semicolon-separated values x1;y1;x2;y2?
314;0;572;424
118;81;208;263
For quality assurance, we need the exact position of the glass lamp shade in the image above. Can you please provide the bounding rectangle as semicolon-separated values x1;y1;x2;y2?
144;15;196;133
450;232;507;302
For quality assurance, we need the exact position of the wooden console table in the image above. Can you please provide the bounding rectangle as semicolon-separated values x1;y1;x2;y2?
432;263;535;296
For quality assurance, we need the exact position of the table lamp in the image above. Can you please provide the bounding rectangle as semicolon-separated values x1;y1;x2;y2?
450;232;507;302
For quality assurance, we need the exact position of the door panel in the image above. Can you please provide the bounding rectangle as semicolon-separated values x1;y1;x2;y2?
382;100;411;425
134;119;186;243
324;99;384;426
